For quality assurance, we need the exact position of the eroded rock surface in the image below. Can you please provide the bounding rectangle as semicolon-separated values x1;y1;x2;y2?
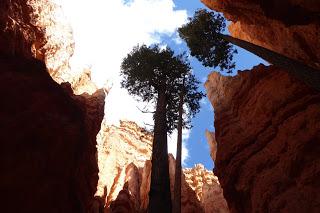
96;121;153;209
201;0;320;69
0;0;99;94
97;121;228;212
205;64;320;212
168;155;205;213
206;130;217;161
0;1;105;212
182;162;229;213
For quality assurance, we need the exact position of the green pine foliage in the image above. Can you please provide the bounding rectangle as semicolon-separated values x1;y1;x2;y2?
178;9;237;73
120;44;204;133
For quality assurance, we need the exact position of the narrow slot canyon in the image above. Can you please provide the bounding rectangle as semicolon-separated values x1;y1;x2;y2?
0;0;319;213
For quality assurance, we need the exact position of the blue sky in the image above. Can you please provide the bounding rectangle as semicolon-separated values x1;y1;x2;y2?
58;0;266;170
166;0;267;169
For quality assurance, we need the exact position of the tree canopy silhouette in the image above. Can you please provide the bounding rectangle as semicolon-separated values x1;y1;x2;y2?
179;9;320;91
178;9;237;73
120;44;204;212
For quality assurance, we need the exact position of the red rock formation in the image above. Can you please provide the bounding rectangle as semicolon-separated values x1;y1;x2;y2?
205;64;320;212
96;121;153;208
182;163;229;213
201;0;320;69
109;188;135;213
206;130;217;161
0;0;98;94
139;160;152;211
0;0;44;58
0;54;105;212
108;164;141;213
0;1;105;212
108;154;211;213
168;155;205;213
97;121;228;212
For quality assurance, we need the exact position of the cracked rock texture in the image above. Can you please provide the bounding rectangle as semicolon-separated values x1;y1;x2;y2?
205;64;320;212
201;0;320;69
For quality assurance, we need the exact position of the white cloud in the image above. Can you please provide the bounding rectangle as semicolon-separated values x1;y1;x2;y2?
57;0;189;162
172;33;183;44
200;98;207;106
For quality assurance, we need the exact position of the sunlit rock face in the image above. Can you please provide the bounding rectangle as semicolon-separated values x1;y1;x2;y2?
205;130;217;161
182;163;229;213
201;0;320;69
0;0;43;58
98;121;229;212
96;121;153;209
168;155;205;213
0;0;98;94
0;0;105;212
205;64;320;212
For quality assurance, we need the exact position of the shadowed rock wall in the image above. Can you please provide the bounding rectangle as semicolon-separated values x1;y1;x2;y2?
0;1;105;212
0;54;105;212
205;65;320;212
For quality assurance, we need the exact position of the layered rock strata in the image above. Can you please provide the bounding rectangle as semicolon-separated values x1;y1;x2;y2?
205;64;320;212
201;0;320;69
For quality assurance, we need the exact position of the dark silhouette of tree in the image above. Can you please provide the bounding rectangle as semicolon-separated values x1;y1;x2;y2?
178;9;237;74
120;45;204;213
179;9;320;91
173;82;183;213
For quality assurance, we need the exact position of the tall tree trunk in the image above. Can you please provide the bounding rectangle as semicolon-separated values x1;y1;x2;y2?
173;91;183;213
148;90;172;213
220;34;320;91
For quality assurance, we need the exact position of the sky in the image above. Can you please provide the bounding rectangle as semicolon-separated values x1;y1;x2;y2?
56;0;266;169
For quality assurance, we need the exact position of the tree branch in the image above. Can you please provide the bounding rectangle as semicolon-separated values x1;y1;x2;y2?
136;106;156;114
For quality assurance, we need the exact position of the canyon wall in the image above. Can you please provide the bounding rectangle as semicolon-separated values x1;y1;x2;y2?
201;0;320;69
202;1;320;212
96;121;229;212
0;53;105;213
0;0;97;94
182;163;229;213
96;120;153;208
0;0;105;212
205;65;320;212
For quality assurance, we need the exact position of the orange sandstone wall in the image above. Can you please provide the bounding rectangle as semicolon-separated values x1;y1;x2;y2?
205;65;320;212
0;1;105;212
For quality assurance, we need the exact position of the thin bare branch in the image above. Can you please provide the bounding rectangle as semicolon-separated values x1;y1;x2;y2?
136;106;156;114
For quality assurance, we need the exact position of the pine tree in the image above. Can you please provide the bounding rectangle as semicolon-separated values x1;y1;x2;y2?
120;45;204;212
179;9;320;91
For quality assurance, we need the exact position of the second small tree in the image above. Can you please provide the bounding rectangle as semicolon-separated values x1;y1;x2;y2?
121;44;204;212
